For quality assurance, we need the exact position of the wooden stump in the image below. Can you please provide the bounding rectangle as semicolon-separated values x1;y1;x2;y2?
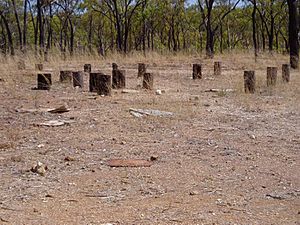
138;63;146;78
60;71;73;83
193;64;202;79
282;64;290;83
98;74;112;96
112;69;126;89
90;73;99;92
90;73;112;96
35;64;43;71
112;63;118;71
72;71;84;88
18;60;25;70
290;56;299;69
214;62;221;76
143;73;154;90
244;71;255;93
267;67;277;86
37;73;52;90
84;64;91;73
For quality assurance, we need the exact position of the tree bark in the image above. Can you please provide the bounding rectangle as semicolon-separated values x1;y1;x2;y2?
0;14;14;55
11;0;23;50
287;0;299;69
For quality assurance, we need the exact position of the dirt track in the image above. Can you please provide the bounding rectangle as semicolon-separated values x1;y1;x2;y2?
0;56;299;224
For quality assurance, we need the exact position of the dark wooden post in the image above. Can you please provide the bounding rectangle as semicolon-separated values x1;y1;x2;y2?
90;73;99;92
84;64;91;73
143;73;154;90
267;67;277;86
282;64;290;83
112;63;118;71
72;71;84;88
90;73;112;96
138;63;146;78
214;62;221;76
37;73;52;90
60;71;73;83
18;60;25;70
35;64;43;71
112;69;126;89
193;64;202;79
244;71;256;93
98;74;112;96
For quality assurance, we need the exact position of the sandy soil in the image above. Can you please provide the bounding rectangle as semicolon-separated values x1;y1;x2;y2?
0;54;299;224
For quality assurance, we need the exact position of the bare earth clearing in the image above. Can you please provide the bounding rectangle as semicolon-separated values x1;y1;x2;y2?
0;53;299;224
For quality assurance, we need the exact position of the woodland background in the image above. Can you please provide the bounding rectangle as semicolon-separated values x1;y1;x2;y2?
0;0;299;67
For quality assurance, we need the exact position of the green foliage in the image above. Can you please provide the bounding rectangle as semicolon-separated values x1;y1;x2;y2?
0;0;293;56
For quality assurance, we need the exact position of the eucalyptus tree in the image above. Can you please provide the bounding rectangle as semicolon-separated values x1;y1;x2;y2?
197;0;241;58
92;0;146;53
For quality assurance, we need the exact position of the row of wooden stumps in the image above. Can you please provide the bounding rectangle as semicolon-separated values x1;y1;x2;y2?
192;61;290;94
35;63;154;95
244;64;290;93
192;61;222;79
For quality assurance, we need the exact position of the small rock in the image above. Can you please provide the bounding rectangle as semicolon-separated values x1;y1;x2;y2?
64;156;76;162
156;90;162;95
189;191;199;196
249;134;256;140
150;156;158;161
45;194;54;198
31;162;47;176
37;144;45;148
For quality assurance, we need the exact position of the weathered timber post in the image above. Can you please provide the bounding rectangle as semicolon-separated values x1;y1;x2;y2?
84;64;91;73
143;73;154;90
267;67;277;86
282;64;290;83
72;71;84;88
90;73;99;92
193;64;202;79
138;63;146;78
112;63;118;71
112;69;126;89
98;74;112;96
214;62;222;76
60;71;73;83
37;73;52;90
90;73;112;96
18;60;25;70
35;64;43;71
244;71;256;93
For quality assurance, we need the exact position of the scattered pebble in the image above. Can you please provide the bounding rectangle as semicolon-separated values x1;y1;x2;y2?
31;162;47;176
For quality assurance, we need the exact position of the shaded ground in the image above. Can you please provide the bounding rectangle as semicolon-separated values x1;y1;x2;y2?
0;55;299;224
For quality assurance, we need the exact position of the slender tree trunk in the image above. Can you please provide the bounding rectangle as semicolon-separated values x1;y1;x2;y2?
69;18;74;55
23;0;28;51
205;6;214;58
37;0;44;54
0;21;7;55
252;0;258;58
12;0;23;51
287;0;299;69
269;16;274;52
220;22;223;53
88;14;93;53
0;14;14;55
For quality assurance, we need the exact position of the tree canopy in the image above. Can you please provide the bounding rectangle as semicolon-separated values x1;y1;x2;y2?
0;0;299;64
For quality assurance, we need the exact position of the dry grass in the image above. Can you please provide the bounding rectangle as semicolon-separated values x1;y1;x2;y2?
0;51;299;224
